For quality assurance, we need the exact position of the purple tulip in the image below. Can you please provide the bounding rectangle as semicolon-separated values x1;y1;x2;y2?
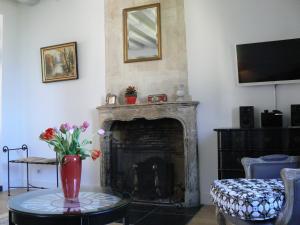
97;129;105;136
54;127;59;133
69;128;74;134
80;121;89;132
60;123;71;133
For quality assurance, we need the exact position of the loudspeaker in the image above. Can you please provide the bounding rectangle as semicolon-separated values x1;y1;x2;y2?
291;105;300;126
261;110;283;128
239;106;254;128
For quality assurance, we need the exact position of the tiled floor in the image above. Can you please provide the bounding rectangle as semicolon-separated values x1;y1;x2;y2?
0;190;219;225
126;204;201;225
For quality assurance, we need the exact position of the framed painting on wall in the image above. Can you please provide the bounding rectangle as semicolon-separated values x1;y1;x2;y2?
41;42;78;83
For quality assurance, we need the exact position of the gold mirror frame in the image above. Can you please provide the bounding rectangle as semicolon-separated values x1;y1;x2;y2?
123;3;162;63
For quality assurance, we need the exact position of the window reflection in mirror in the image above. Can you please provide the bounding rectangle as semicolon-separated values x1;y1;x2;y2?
123;4;162;63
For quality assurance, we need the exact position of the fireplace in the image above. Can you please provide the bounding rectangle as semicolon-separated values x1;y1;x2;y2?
97;102;199;207
110;118;184;204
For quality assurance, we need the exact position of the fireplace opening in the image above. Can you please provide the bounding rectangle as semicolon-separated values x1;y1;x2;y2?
109;118;185;204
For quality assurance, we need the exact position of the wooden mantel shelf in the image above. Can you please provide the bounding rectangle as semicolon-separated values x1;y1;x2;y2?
97;101;199;110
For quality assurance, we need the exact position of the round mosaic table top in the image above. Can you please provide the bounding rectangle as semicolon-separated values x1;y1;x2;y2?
8;188;128;215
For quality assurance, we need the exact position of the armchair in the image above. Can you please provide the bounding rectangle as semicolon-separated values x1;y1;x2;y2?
212;155;300;225
242;155;300;179
276;168;300;225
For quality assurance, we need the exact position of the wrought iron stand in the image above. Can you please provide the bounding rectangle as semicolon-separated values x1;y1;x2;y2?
3;144;59;196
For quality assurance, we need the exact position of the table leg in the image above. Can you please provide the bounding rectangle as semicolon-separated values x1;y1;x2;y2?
9;211;15;225
123;216;129;225
215;208;226;225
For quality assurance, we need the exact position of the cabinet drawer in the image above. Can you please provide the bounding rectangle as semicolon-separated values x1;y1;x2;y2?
215;128;300;180
218;169;244;179
218;151;247;170
289;129;300;149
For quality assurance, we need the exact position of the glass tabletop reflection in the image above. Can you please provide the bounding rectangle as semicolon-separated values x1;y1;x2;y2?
8;188;129;215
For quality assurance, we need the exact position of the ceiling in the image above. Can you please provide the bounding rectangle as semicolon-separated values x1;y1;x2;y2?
13;0;40;5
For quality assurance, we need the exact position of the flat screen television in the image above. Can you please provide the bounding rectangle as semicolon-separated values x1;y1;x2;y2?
236;38;300;86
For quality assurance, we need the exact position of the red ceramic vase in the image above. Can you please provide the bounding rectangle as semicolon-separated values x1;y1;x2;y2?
60;155;82;200
125;96;137;104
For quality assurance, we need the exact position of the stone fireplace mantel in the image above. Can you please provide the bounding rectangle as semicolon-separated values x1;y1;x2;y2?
97;101;200;207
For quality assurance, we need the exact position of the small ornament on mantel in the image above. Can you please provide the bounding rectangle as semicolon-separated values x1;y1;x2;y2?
125;85;137;104
176;84;185;101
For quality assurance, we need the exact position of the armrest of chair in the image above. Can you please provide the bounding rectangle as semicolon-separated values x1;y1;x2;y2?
241;157;257;179
275;168;300;225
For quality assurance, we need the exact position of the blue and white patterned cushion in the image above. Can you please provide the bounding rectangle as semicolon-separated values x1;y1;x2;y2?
210;179;285;221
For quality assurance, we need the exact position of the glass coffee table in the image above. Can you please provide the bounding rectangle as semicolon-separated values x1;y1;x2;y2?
8;188;131;225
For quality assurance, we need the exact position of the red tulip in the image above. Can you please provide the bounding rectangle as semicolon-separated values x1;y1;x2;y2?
41;128;56;141
91;149;102;160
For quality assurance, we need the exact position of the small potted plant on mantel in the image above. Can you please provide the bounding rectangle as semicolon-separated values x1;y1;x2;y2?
125;85;137;104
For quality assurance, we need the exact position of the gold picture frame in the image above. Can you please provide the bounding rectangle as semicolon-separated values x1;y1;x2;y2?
106;93;117;105
123;3;162;63
41;42;78;83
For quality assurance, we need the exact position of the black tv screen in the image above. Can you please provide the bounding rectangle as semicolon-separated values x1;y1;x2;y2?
236;38;300;85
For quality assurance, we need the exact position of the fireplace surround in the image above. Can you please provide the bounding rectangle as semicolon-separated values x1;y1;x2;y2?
97;101;199;207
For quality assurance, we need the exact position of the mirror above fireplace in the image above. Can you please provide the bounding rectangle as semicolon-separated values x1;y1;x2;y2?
123;3;162;63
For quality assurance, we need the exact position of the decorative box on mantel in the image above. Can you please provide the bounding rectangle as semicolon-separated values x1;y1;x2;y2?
97;101;200;207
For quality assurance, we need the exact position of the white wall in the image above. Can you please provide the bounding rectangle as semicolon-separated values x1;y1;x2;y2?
14;0;106;188
185;0;300;204
2;0;300;206
0;13;3;189
0;12;2;144
0;15;2;139
105;0;188;103
0;0;23;190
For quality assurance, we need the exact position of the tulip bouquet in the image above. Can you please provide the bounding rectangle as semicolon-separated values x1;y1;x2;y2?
39;121;104;164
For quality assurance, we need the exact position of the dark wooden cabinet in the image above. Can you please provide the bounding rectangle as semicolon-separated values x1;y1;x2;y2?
214;128;300;179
